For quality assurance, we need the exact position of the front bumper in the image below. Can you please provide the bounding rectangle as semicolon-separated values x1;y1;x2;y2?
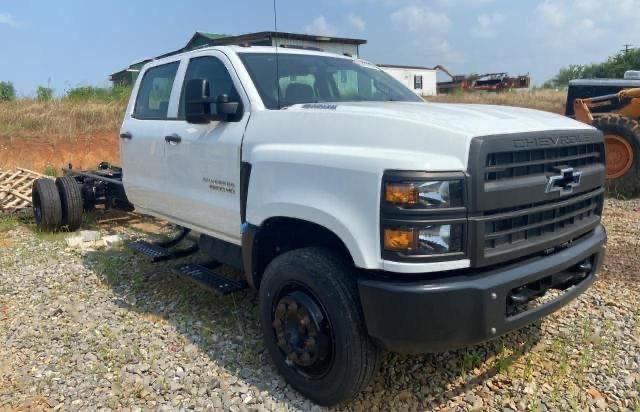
358;224;606;354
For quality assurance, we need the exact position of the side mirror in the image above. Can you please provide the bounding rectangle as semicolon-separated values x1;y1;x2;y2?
185;78;214;124
184;79;241;123
215;94;241;121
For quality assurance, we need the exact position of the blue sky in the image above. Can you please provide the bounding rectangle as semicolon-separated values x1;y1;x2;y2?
1;0;637;96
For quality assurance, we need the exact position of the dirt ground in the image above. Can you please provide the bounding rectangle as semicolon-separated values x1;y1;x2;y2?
0;132;119;172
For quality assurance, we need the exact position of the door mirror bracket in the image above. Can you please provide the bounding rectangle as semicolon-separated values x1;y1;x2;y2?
215;94;241;122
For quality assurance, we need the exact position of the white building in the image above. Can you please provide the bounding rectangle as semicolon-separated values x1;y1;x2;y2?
378;64;438;97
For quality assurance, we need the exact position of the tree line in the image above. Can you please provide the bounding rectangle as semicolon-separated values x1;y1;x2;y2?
545;48;640;88
0;81;131;103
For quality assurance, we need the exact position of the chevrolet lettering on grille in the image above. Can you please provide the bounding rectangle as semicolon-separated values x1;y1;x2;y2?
545;167;582;195
512;135;593;149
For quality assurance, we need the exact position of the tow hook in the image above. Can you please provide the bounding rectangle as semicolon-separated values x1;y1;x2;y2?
508;258;594;306
576;260;592;274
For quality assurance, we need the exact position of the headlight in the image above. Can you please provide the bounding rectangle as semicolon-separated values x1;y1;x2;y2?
385;180;464;209
384;223;464;255
381;171;467;261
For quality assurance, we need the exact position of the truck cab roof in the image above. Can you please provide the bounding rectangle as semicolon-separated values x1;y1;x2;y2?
146;44;358;67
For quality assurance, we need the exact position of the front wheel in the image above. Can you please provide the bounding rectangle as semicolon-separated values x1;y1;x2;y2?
258;248;382;406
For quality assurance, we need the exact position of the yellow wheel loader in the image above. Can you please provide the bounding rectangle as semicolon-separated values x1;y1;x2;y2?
568;78;640;195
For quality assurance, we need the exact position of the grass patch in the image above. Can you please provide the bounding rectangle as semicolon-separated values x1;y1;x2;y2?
0;214;19;232
65;85;131;103
0;99;125;138
30;228;68;242
91;252;126;285
42;164;58;177
82;211;99;229
0;90;564;141
461;349;483;375
426;89;566;114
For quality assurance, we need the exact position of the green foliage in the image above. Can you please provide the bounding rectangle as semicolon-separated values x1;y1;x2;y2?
544;65;585;88
0;81;16;101
65;85;132;102
42;164;58;177
548;49;640;88
36;86;54;102
0;215;19;233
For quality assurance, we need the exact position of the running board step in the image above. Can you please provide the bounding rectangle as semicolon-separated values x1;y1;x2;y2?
176;263;247;295
128;240;198;262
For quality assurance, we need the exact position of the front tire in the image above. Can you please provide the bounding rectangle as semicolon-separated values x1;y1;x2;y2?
258;248;382;406
592;115;640;196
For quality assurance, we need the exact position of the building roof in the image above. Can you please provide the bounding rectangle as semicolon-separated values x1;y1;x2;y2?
110;31;367;81
256;31;365;45
185;32;230;49
198;32;229;41
183;31;367;51
377;64;437;71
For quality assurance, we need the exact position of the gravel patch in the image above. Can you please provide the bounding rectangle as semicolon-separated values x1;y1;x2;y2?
1;201;639;411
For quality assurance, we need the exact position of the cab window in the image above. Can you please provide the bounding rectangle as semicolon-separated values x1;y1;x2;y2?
179;56;240;119
133;62;179;120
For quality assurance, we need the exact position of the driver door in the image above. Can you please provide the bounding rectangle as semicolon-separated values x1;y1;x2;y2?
163;51;249;244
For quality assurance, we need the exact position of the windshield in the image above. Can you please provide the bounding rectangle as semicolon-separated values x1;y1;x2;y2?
238;52;423;109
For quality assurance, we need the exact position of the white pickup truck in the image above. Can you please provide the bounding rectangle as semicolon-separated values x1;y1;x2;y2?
33;45;607;406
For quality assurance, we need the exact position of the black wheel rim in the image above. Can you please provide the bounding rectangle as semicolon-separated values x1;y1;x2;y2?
271;284;335;379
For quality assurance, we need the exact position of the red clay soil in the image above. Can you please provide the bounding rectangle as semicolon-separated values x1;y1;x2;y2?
0;133;120;172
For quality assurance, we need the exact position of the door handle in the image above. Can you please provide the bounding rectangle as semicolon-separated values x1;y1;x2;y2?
165;134;182;144
119;132;133;140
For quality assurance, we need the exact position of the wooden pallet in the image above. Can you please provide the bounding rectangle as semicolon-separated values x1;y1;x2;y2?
0;168;53;212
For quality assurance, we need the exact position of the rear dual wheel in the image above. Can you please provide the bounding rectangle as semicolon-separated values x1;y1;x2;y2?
259;248;382;406
56;176;83;231
32;178;62;231
32;176;83;231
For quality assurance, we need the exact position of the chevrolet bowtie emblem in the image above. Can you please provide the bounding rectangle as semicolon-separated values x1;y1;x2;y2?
545;167;582;196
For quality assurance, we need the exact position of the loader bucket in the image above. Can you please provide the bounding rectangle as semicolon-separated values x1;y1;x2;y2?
573;99;594;124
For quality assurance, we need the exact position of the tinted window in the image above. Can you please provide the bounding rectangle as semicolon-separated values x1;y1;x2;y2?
179;56;240;118
134;62;179;119
239;53;422;109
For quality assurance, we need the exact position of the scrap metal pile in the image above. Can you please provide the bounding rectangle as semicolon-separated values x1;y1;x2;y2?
433;65;531;94
0;168;51;212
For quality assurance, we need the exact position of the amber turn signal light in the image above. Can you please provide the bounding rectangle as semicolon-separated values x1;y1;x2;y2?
385;183;419;205
383;228;415;251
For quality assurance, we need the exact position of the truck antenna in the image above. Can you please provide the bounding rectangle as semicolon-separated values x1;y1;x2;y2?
273;0;281;109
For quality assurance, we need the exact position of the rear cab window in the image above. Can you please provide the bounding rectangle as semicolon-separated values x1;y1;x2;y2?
134;62;180;120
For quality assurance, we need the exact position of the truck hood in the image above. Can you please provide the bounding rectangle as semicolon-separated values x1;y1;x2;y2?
288;101;590;137
244;100;596;173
